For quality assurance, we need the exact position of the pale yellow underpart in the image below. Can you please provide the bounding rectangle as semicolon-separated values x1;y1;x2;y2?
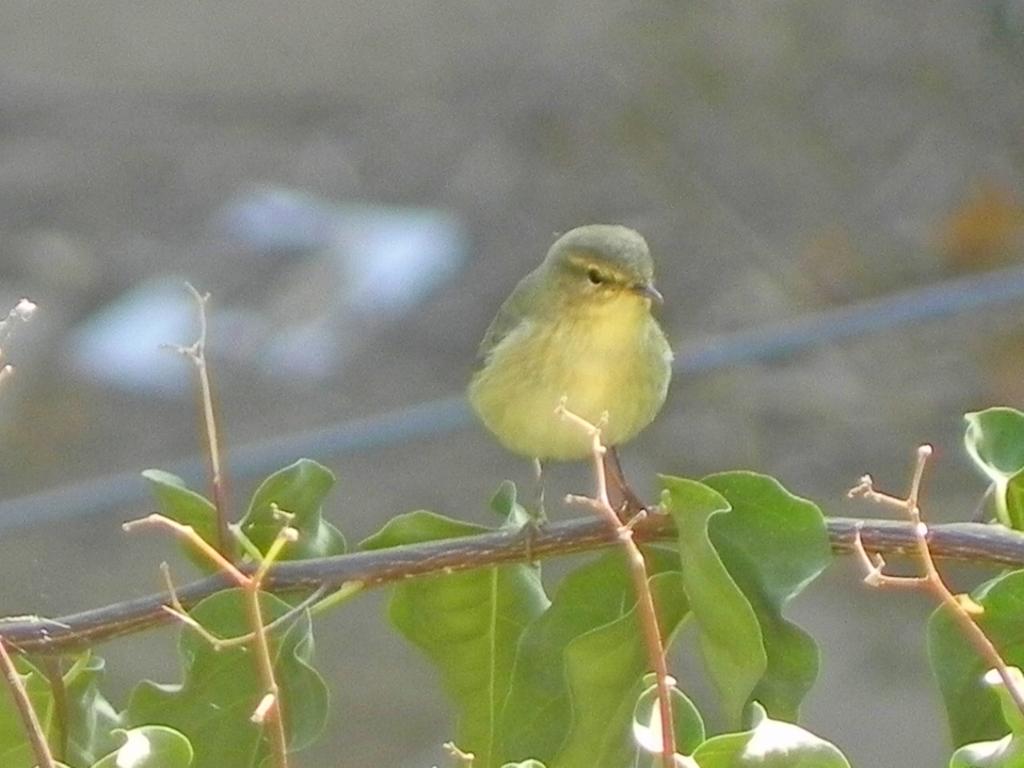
469;293;672;460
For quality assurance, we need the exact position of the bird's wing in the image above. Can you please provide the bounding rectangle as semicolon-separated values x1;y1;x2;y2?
477;270;540;360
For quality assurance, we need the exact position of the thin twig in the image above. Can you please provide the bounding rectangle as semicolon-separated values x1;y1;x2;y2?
126;515;293;768
165;284;232;559
0;298;37;391
158;562;332;650
556;401;677;767
0;299;53;766
0;638;57;768
123;516;247;585
443;741;475;766
848;445;1024;720
243;530;292;767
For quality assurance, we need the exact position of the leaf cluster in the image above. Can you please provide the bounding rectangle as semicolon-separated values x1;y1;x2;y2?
4;409;1024;766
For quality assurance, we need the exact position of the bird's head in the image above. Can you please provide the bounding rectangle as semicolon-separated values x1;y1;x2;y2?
543;224;663;312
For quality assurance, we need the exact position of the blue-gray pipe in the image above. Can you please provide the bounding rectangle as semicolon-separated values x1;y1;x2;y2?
2;263;1024;532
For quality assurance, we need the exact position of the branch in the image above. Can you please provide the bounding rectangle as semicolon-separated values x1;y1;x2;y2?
124;514;295;768
557;401;677;766
165;284;233;559
3;513;1023;656
849;446;1024;720
0;638;57;768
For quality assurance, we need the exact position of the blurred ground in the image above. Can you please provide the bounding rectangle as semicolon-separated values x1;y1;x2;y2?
2;2;1024;765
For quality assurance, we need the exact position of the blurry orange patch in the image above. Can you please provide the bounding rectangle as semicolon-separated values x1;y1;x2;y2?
943;182;1024;271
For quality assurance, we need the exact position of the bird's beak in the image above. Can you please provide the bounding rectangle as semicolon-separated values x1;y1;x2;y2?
633;281;663;305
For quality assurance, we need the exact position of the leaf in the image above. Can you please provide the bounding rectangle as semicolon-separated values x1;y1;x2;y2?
362;510;549;768
62;654;122;766
660;475;765;727
991;668;1024;736
691;703;850;767
91;726;193;768
702;472;832;721
142;470;219;570
928;570;1024;747
126;589;327;768
949;668;1024;768
632;673;705;758
1009;475;1024;532
0;651;120;768
950;735;1024;768
239;459;345;559
490;481;535;531
500;547;685;767
556;571;689;768
965;408;1024;528
966;408;1024;478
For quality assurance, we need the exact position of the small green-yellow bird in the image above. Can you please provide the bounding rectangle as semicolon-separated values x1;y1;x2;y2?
468;224;672;486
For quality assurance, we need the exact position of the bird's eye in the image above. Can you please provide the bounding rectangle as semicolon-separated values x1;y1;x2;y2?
587;268;603;285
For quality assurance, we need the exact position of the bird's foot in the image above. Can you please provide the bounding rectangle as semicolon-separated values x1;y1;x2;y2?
603;446;651;523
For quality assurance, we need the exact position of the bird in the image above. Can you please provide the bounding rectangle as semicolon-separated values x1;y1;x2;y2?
468;224;672;513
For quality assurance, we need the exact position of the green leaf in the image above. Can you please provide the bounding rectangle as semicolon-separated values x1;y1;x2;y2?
965;408;1024;528
62;654;122;766
360;509;487;550
556;571;689;768
632;673;705;758
500;547;685;767
126;589;327;768
239;459;345;560
951;735;1024;768
490;481;535;531
929;570;1024;747
660;475;765;727
91;726;193;768
992;668;1024;736
0;651;120;768
1009;475;1024;532
362;510;549;768
142;470;219;570
966;408;1024;479
702;472;832;721
691;703;850;767
949;668;1024;767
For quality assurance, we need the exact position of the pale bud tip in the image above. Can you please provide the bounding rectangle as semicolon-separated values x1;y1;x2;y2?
251;692;276;723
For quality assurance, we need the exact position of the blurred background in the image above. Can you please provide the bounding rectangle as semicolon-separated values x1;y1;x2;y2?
2;2;1024;765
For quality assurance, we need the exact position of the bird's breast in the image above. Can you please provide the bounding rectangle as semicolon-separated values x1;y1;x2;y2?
469;300;671;460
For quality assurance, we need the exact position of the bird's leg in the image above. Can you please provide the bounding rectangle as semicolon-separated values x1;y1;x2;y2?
532;457;548;525
603;446;648;520
516;458;548;564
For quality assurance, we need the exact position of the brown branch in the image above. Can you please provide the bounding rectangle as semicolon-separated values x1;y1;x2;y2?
849;446;1024;720
556;402;676;766
244;528;294;768
124;514;294;768
2;513;1024;656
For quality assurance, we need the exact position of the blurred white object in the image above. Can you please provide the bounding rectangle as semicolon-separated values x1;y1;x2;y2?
66;188;467;395
66;278;194;397
220;185;467;319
